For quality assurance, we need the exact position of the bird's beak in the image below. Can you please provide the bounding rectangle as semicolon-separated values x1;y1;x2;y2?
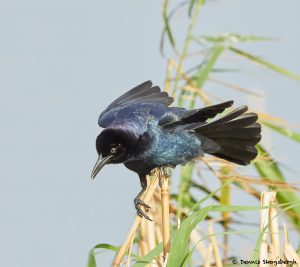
91;155;113;179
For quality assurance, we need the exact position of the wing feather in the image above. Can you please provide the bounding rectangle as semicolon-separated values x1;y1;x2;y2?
98;80;174;127
159;100;234;129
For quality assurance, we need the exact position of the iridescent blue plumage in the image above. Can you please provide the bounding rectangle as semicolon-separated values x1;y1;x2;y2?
135;120;203;166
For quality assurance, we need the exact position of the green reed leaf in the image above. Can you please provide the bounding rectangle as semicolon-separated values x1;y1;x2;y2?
229;47;300;80
262;121;300;143
167;205;212;267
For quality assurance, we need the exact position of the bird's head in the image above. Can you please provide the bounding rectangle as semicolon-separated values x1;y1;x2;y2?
91;127;137;179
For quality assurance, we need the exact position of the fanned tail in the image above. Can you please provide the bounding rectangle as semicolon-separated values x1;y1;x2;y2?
196;106;261;165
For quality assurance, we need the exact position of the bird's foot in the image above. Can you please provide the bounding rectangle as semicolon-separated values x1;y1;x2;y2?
135;198;151;211
134;198;152;221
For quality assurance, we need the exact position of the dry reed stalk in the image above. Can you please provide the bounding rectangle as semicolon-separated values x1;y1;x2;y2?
236;182;260;199
167;59;211;105
269;192;281;261
155;224;163;245
259;191;272;266
155;225;164;267
137;244;142;258
221;175;300;191
181;85;210;105
162;253;169;267
151;190;164;266
258;112;299;127
204;244;213;267
153;190;163;233
160;169;171;260
208;76;261;97
168;59;191;83
125;233;135;267
268;243;275;262
154;192;163;245
146;204;156;252
190;229;208;259
284;243;300;267
283;223;300;266
112;170;160;267
140;218;149;256
283;223;289;244
208;222;223;267
146;197;160;267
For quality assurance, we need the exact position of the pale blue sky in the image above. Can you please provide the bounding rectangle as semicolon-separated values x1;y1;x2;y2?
0;1;299;266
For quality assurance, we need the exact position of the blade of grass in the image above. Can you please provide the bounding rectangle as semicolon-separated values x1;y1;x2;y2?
167;205;212;267
212;68;240;73
211;204;266;212
262;121;300;143
86;249;97;267
86;244;139;267
132;243;163;267
196;33;274;44
188;0;197;17
161;2;188;56
229;47;300;80
162;0;176;50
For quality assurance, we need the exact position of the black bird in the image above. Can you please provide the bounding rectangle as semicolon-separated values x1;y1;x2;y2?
91;81;261;220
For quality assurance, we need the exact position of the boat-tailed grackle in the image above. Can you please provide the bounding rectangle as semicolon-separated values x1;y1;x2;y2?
91;81;261;220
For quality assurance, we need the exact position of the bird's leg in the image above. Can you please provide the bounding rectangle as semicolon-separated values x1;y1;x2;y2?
134;175;152;221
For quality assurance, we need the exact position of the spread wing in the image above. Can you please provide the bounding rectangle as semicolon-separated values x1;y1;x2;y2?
98;80;173;128
158;100;234;129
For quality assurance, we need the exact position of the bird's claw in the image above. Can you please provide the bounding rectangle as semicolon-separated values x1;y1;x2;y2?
135;198;151;210
134;198;152;221
137;209;153;221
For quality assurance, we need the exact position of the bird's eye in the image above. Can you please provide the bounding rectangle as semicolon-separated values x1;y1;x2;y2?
110;144;121;155
110;147;117;154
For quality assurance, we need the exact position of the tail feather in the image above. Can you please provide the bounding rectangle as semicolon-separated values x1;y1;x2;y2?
196;106;261;165
206;124;261;138
212;113;258;131
212;152;251;165
207;106;248;126
211;137;261;149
